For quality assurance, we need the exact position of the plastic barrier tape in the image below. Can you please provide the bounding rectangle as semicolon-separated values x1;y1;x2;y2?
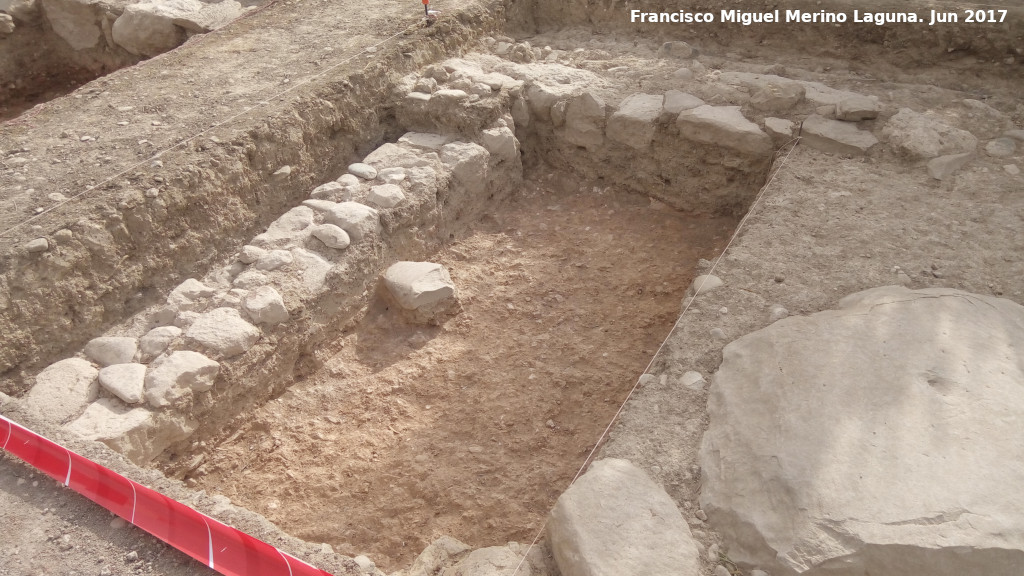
1;414;333;576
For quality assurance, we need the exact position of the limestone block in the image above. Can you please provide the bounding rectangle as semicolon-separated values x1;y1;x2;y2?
184;307;260;357
241;286;288;325
84;336;138;366
607;93;663;150
719;72;805;112
1;0;40;24
0;12;13;31
367;184;406;208
440;142;490;195
764;117;794;140
98;363;147;404
480;126;520;162
24;358;99;423
67;398;195;463
302;200;381;242
112;0;240;56
835;95;880;121
384;262;455;310
985;137;1017;158
526;82;576;122
662;90;704;118
167;278;215;311
676;105;772;157
883;108;978;160
253;249;293;271
801;114;880;156
348;162;378;180
311;223;350;250
548;458;701;576
41;0;101;50
364;143;435;170
311;181;347;201
139;325;182;359
563;91;606;152
144;350;220;407
700;286;1024;576
441;546;531;576
392;536;471;576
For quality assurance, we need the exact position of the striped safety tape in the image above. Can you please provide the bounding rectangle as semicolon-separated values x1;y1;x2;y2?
1;414;334;576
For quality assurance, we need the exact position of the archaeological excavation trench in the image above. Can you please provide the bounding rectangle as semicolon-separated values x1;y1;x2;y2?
3;0;1024;575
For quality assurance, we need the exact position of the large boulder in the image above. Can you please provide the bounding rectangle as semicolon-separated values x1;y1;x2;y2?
700;286;1024;576
382;261;460;325
548;458;701;576
677;105;772;157
112;0;240;57
23;358;98;423
562;92;606;152
67;398;195;463
40;0;102;50
440;142;490;196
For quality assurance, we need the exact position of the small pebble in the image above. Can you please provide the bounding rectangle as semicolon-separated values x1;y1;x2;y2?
710;327;727;341
768;304;789;322
145;188;159;198
696;509;708;521
26;238;49;253
713;566;731;576
125;551;139;562
1005;164;1020;176
707;543;720;562
718;306;728;315
774;274;785;283
272;165;292;178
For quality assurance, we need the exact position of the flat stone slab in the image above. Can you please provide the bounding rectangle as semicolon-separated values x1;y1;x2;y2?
882;108;977;160
801;114;880;156
662;90;704;117
184;307;260;358
548;458;701;576
700;286;1024;576
676;105;772;157
24;358;98;423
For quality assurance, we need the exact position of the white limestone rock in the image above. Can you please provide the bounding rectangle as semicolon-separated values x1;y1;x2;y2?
718;72;805;112
764;117;795;141
677;105;772;157
302;200;381;242
252;206;314;247
801;114;880;156
607;93;663;150
184;307;260;357
1;0;41;24
392;536;471;576
167;278;215;312
112;0;241;57
440;142;489;195
67;398;195;464
0;13;15;33
662;90;704;118
548;458;701;576
835;95;880;121
384;262;456;310
927;152;975;181
441;546;531;576
253;249;293;271
686;274;723;298
241;286;288;325
985;137;1017;158
84;336;138;366
25;238;49;252
310;181;347;201
311;223;350;249
40;0;101;50
367;184;406;208
144;350;220;407
883;108;978;160
562;92;606;152
98;363;147;404
24;358;98;423
139;325;182;360
700;286;1024;576
480;126;520;162
348;162;377;180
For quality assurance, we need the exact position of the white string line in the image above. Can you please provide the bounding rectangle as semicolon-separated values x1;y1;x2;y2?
509;138;802;576
0;11;430;241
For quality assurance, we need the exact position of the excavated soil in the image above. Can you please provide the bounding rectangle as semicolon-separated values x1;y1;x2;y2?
183;177;734;569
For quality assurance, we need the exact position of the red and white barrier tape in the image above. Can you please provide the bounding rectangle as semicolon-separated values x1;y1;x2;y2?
1;414;333;576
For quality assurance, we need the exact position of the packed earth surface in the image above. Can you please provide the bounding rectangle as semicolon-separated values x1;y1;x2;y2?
1;0;1023;576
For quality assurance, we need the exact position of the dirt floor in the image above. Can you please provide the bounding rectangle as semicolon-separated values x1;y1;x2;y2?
181;178;733;569
2;0;1023;575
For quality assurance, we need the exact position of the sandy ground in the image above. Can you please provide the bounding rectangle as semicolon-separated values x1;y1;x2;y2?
1;1;1023;576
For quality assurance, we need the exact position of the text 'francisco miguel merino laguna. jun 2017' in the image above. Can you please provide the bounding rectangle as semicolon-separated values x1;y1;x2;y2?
629;9;1009;26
